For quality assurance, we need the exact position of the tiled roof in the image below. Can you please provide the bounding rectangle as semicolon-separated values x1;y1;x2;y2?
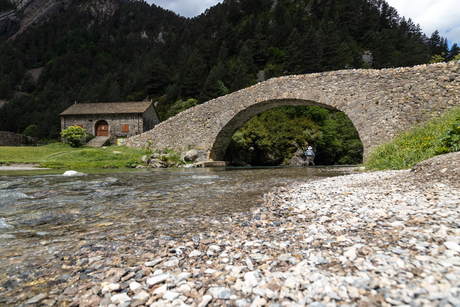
60;102;153;115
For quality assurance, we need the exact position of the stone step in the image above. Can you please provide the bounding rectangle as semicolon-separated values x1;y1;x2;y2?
88;136;109;148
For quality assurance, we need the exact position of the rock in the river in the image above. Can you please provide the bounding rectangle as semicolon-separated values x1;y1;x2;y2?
62;170;87;176
183;150;199;162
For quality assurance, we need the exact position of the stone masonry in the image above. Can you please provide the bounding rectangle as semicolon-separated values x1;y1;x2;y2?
0;131;36;146
61;102;160;145
124;62;460;161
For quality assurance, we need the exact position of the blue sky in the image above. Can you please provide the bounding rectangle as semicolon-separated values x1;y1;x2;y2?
147;0;460;47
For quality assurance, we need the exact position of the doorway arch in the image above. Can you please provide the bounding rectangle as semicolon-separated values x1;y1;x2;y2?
95;120;109;137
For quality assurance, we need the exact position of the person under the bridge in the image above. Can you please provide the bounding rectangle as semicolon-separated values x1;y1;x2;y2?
304;146;315;167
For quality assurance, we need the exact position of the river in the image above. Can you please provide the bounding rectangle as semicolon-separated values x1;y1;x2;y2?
0;166;345;303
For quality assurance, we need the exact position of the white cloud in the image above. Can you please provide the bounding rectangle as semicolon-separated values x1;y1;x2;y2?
386;0;460;46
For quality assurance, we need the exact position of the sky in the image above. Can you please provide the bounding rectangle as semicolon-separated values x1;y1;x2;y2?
146;0;460;47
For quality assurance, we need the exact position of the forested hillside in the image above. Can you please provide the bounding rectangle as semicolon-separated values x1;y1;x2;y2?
0;0;458;164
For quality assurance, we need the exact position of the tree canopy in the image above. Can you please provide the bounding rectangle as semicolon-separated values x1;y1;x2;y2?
0;0;457;164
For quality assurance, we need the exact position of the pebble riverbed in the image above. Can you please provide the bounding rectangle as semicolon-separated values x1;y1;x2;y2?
2;152;460;307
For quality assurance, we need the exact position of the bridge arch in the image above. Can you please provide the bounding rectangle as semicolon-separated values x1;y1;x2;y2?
125;62;460;161
209;98;339;161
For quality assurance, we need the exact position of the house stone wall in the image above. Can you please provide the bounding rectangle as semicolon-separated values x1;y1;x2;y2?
61;113;144;144
125;61;460;161
142;104;160;132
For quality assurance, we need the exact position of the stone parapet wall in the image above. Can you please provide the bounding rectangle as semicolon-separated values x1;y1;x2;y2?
0;131;35;146
125;62;460;161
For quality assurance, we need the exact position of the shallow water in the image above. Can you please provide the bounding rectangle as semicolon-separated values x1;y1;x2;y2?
0;166;343;298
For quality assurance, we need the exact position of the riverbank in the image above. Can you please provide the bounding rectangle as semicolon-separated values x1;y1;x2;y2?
0;144;147;169
0;163;46;170
1;153;459;307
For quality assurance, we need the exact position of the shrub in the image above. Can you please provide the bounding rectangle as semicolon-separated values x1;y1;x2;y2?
23;125;39;137
440;119;460;152
61;126;87;148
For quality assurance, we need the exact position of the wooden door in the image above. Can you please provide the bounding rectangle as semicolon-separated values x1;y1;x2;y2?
96;120;109;136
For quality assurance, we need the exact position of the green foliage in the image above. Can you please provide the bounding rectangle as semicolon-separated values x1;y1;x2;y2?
170;98;198;116
60;125;87;148
23;125;39;137
225;106;363;165
429;52;445;64
161;148;182;164
365;106;460;170
0;0;455;144
439;119;460;152
125;160;139;168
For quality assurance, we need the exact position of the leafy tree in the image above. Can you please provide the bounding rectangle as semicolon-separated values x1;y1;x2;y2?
23;125;39;137
0;0;454;162
429;53;445;64
61;125;87;147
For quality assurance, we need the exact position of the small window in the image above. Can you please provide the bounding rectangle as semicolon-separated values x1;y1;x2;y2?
122;124;129;132
75;125;83;128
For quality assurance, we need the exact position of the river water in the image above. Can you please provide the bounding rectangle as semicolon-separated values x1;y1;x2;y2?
0;166;344;301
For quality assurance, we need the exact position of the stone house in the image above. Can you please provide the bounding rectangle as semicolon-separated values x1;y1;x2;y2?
60;102;160;145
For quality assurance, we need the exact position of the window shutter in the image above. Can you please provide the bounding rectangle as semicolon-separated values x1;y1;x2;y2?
122;124;129;132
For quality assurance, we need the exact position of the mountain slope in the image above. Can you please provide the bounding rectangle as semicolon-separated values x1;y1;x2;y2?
0;0;457;141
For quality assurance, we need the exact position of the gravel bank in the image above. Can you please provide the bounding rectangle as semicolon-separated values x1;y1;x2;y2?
0;163;45;170
2;153;459;307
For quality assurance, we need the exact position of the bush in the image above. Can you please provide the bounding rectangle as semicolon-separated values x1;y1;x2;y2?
440;119;460;152
23;125;39;137
61;126;87;148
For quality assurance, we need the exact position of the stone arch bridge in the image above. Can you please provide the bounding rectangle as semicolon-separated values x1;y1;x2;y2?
125;62;460;161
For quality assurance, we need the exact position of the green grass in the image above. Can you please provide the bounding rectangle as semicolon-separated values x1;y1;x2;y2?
0;143;148;169
365;106;460;170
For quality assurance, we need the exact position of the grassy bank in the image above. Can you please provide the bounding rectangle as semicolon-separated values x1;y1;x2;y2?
0;143;146;169
365;106;460;170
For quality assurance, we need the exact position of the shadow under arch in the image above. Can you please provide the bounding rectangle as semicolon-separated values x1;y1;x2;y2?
209;98;339;161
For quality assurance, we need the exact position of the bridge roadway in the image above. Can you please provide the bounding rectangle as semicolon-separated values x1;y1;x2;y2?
125;62;460;161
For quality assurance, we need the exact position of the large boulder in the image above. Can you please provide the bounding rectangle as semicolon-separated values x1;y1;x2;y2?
183;150;199;162
183;150;208;163
62;170;87;176
287;148;306;166
148;159;168;168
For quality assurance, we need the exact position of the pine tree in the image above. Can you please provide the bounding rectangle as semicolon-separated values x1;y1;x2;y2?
179;48;206;99
0;74;13;99
145;58;170;97
199;62;226;102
